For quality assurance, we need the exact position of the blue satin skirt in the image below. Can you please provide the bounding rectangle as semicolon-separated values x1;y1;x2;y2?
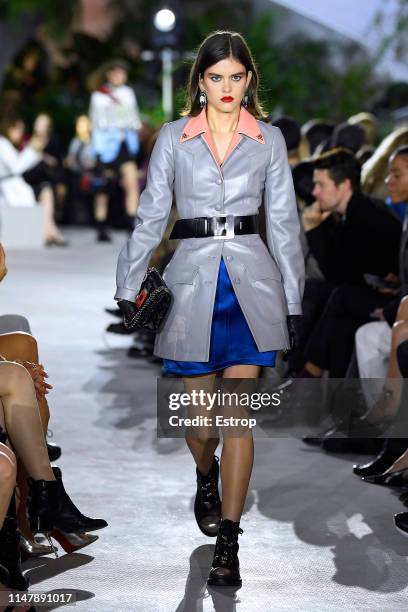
162;256;277;376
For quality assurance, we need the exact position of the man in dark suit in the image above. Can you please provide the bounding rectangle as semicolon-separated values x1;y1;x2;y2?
298;148;402;378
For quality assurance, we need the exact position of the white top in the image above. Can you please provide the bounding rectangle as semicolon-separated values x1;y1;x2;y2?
89;84;142;131
0;137;41;180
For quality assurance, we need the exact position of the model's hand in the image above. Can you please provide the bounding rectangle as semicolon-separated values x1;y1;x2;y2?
0;244;7;282
301;201;331;232
286;315;304;352
117;299;138;330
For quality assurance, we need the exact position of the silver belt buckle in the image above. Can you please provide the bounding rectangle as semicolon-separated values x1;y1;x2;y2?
213;214;235;240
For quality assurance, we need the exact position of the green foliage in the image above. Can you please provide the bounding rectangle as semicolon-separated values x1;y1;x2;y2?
244;12;379;122
0;0;391;134
0;0;74;38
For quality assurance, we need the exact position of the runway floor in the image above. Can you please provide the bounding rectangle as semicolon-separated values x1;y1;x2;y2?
2;228;408;611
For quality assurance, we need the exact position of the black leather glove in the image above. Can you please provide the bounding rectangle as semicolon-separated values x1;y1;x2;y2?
285;314;304;356
117;299;138;330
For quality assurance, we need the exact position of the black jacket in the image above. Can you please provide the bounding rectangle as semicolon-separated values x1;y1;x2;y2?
306;192;402;285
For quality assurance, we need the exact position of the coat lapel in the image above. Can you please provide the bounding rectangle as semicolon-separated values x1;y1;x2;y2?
179;106;265;171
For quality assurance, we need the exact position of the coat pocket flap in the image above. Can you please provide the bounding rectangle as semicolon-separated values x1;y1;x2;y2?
245;264;282;282
163;264;199;286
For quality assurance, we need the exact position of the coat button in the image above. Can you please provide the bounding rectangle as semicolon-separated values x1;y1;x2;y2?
216;178;222;185
226;255;233;261
234;278;240;284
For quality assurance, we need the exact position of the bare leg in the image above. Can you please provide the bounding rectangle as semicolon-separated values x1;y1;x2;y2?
38;186;64;243
219;365;259;522
94;191;109;223
0;443;16;529
0;363;55;481
0;332;50;431
120;161;140;217
0;332;51;539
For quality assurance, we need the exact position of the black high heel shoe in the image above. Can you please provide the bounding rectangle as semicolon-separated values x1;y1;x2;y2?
194;456;221;537
28;473;105;555
362;467;408;487
207;519;243;588
353;448;401;477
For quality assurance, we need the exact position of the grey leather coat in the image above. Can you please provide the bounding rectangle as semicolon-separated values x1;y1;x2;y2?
115;116;305;361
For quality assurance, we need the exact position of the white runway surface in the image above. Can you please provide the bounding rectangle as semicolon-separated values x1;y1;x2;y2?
2;228;408;611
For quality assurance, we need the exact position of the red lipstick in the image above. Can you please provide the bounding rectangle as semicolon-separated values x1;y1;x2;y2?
221;96;234;102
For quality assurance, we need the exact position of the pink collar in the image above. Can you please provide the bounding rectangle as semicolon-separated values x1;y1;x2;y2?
180;106;265;144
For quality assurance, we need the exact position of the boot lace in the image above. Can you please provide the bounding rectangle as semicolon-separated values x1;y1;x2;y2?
213;527;243;567
198;457;220;507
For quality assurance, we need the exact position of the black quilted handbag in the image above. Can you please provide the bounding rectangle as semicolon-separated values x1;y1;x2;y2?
123;267;173;333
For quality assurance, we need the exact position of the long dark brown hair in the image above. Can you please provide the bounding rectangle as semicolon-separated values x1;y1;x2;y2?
181;30;267;120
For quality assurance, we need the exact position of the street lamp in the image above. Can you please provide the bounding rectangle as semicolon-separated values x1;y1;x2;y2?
153;7;176;120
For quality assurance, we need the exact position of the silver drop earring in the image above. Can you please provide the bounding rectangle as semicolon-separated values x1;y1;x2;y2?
242;92;249;108
199;90;207;108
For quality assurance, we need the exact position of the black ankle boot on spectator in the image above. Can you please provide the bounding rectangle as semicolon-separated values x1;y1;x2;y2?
47;441;62;462
28;479;59;535
0;499;29;591
52;466;108;532
194;456;221;537
207;519;243;587
28;473;104;555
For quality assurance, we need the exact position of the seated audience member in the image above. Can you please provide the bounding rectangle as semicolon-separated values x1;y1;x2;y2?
0;360;105;593
330;122;366;155
299;119;335;159
65;115;98;228
23;112;67;246
355;145;408;411
0;243;107;570
271;116;301;166
298;148;401;378
348;112;377;147
0;115;66;246
352;146;408;478
361;126;408;200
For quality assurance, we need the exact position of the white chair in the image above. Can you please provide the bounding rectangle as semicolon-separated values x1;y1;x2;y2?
0;202;43;248
0;176;43;248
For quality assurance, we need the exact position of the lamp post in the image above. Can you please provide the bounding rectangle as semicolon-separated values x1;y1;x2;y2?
153;8;176;120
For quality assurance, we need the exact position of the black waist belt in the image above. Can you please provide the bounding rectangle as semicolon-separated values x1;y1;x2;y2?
169;214;259;240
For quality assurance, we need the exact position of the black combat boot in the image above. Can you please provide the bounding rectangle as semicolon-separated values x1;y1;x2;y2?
194;456;221;537
207;518;243;588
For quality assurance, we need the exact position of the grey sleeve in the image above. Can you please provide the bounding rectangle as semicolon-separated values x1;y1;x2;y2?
264;127;305;315
114;123;174;301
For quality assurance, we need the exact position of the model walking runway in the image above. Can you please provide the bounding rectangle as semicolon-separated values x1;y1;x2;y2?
2;232;407;611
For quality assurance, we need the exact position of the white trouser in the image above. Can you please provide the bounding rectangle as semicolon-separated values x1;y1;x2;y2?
355;321;392;408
